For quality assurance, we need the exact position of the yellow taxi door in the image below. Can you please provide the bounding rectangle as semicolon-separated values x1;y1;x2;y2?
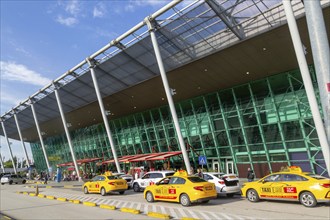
258;174;283;199
154;177;181;201
89;176;99;192
280;174;302;200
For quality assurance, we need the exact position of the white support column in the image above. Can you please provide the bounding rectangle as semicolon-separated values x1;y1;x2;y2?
30;100;50;170
304;0;330;143
0;152;5;173
283;0;330;174
13;112;30;167
145;18;192;174
86;59;121;173
1;121;17;174
53;85;80;180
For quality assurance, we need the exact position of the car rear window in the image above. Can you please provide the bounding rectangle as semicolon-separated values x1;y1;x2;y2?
165;172;175;177
213;173;225;178
107;176;121;180
188;177;207;183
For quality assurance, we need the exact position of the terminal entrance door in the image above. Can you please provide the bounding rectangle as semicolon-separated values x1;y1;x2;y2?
212;161;219;172
226;160;234;174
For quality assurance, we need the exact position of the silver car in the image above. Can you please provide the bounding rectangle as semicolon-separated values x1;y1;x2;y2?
113;173;134;189
1;174;26;185
201;172;240;197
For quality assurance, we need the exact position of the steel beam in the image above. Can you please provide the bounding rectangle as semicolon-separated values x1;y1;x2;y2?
86;59;121;173
146;17;192;174
13;112;30;167
304;0;330;143
30;101;50;170
283;0;329;174
53;87;80;180
0;121;17;174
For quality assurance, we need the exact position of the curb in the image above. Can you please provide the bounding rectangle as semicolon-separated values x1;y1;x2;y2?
17;192;181;219
57;197;67;202
120;207;140;214
99;204;116;210
147;212;170;219
83;201;96;207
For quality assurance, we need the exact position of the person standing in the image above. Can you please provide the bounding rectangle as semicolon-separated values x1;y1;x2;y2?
44;172;48;184
247;168;255;182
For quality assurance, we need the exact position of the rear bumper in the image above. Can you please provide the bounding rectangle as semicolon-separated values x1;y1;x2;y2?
192;196;217;203
108;189;127;193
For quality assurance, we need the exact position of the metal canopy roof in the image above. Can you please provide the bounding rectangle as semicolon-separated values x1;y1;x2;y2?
1;0;328;142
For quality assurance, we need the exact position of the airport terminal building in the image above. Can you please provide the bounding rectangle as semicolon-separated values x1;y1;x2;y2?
1;0;329;178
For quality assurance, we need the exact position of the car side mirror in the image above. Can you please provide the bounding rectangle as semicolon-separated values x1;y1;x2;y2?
262;180;267;184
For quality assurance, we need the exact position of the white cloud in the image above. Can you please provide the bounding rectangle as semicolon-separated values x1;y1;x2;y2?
65;0;81;16
56;15;78;26
0;91;23;107
0;61;51;86
124;0;168;12
93;3;107;18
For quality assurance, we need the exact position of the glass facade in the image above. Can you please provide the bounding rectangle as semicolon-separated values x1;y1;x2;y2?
31;66;327;177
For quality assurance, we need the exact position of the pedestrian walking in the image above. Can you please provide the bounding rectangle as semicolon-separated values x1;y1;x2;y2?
247;168;255;182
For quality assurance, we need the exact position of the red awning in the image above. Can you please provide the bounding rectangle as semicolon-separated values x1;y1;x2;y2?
128;152;167;162
146;151;182;161
57;157;102;167
101;151;184;164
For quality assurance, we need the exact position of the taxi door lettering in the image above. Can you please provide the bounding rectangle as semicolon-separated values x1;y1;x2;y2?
261;187;271;193
168;188;176;194
284;187;297;193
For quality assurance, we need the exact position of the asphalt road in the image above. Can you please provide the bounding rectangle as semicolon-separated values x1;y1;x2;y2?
1;183;329;220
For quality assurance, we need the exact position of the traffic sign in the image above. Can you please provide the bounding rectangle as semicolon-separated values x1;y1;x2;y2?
198;155;207;165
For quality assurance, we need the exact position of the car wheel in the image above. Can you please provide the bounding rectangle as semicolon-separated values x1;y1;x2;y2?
180;193;191;207
119;191;125;195
1;183;4;185
9;180;13;185
226;193;235;198
146;191;154;203
300;192;317;207
133;183;140;192
247;189;259;202
101;187;106;196
22;180;26;184
83;186;89;194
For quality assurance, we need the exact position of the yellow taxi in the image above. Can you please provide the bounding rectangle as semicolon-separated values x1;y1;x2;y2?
143;170;217;206
83;172;128;196
241;166;330;207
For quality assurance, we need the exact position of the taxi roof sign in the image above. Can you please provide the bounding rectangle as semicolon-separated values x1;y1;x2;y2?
173;170;188;177
284;166;302;173
104;171;112;176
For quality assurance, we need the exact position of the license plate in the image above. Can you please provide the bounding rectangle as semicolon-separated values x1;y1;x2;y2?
229;176;236;179
205;186;213;190
117;182;123;185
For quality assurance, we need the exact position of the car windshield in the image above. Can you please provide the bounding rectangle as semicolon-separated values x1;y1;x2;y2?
305;173;328;180
188;177;207;183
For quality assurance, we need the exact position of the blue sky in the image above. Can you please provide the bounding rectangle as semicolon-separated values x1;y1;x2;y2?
0;0;187;163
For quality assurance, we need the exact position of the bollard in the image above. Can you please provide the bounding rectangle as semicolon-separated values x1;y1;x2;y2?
35;184;39;195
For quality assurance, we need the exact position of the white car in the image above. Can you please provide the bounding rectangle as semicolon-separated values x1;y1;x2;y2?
1;174;26;185
201;172;240;197
132;170;175;192
113;173;134;189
